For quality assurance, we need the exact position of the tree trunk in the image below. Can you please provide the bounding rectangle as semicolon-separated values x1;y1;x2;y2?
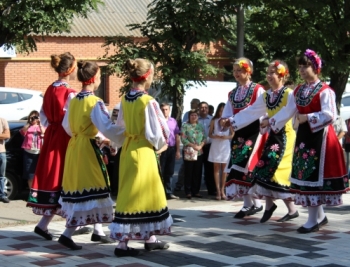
171;84;184;126
329;71;349;113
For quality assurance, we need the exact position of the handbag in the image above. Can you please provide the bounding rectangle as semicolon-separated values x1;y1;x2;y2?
184;146;198;161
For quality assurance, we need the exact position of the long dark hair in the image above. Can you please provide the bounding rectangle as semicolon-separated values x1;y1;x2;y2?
212;103;225;120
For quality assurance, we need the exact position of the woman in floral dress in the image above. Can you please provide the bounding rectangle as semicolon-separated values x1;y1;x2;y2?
222;60;299;223
223;57;266;218
181;109;206;199
291;49;348;233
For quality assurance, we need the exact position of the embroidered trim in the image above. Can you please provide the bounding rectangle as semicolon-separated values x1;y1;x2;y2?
265;87;286;110
295;82;323;106
125;91;146;102
76;91;93;100
229;82;256;109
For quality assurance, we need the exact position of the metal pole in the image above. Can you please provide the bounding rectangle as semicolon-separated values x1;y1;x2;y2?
237;5;244;57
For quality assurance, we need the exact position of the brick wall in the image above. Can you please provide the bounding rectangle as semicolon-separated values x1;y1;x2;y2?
0;36;231;109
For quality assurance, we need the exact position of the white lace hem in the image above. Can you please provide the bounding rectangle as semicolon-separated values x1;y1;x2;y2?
109;216;173;241
294;193;343;207
32;207;63;217
226;183;251;200
59;197;115;227
248;184;294;200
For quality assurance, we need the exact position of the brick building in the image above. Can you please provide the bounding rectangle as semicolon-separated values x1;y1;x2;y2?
0;0;231;109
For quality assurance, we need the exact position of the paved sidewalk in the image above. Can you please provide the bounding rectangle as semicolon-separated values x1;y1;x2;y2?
1;195;350;267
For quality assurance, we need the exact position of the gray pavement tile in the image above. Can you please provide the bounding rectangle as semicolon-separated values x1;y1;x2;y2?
229;233;325;252
294;252;328;259
237;263;270;267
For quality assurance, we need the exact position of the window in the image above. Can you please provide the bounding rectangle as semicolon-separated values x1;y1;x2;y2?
20;93;33;100
341;96;350;107
94;66;107;104
0;92;20;104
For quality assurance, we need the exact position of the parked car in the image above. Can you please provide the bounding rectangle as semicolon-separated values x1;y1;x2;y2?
341;92;350;121
4;120;27;199
0;87;43;121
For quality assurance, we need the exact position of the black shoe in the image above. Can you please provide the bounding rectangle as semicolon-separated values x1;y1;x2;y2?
297;224;319;234
58;235;82;250
144;240;170;251
114;247;142;257
277;211;299;222
246;205;264;216
34;226;53;240
72;226;93;236
318;216;328;227
0;197;9;203
234;206;252;218
166;194;179;200
260;203;277;223
193;194;203;198
91;233;115;243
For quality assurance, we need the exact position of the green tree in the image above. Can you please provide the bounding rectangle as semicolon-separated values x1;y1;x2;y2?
102;0;237;121
229;1;350;107
0;0;102;52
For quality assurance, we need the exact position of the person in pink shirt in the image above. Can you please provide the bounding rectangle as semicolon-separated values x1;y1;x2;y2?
20;110;45;188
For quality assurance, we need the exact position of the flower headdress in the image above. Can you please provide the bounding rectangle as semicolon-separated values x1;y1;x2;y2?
304;49;322;74
274;61;289;77
238;60;251;74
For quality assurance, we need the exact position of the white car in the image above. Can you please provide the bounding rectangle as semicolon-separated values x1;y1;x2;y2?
0;87;43;120
341;92;350;121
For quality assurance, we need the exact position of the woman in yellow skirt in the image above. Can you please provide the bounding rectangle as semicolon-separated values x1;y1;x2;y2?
221;60;299;223
59;61;121;250
109;58;172;257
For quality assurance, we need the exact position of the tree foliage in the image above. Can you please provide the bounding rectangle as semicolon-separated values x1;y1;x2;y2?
0;0;102;52
228;0;350;106
102;0;237;121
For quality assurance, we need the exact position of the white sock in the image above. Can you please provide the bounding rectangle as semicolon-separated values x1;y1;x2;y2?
243;195;253;208
116;241;128;249
37;215;54;231
62;227;78;239
93;223;105;236
303;206;318;228
252;198;262;208
317;205;326;223
145;235;157;243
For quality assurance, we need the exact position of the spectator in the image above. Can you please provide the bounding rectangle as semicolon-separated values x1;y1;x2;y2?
20;110;45;188
181;109;206;198
344;119;350;168
175;98;200;191
198;101;216;196
333;114;347;146
159;103;181;199
208;103;234;200
182;98;200;123
208;105;214;116
0;117;10;203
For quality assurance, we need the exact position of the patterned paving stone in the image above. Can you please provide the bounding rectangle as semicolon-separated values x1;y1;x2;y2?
229;233;325;252
238;263;270;267
13;235;43;241
195;231;222;237
276;264;310;267
116;264;151;267
79;252;110;260
176;240;289;258
0;250;27;256
76;263;111;267
311;235;340;240
30;259;63;266
295;252;328;259
40;252;71;259
198;214;223;219
9;242;40;249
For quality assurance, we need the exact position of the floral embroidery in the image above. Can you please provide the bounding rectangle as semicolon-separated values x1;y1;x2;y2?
229;137;253;165
229;83;256;109
309;115;318;124
295;82;323;107
253;141;283;178
292;143;318;181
